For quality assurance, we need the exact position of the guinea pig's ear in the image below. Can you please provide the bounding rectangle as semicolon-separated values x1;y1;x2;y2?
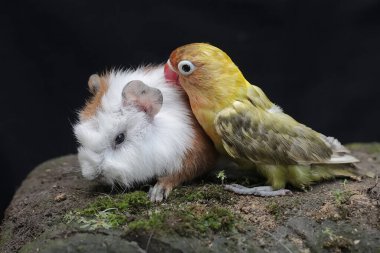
88;74;101;94
122;80;163;118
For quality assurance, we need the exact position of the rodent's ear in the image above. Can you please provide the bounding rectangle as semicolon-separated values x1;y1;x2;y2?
88;74;101;94
122;80;163;118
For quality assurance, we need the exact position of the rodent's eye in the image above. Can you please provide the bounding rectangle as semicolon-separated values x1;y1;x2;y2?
178;60;196;76
114;133;125;146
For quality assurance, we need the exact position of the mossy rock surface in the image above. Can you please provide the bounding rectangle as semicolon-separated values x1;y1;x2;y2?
1;143;380;253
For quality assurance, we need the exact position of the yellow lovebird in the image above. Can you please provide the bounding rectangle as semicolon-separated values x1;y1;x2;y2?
164;43;360;196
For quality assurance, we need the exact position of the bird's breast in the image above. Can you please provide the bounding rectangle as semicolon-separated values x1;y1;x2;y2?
186;87;233;152
191;106;224;151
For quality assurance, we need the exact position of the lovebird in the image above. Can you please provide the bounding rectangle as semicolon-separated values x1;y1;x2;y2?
164;43;360;196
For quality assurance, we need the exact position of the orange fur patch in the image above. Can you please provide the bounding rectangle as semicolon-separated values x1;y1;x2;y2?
156;94;217;189
80;75;109;120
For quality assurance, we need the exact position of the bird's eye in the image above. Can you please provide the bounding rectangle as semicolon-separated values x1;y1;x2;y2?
114;133;125;146
178;60;196;75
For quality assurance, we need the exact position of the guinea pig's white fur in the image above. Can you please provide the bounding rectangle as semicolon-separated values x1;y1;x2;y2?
74;66;195;188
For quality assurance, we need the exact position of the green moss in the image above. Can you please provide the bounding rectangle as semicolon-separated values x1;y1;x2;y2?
332;189;352;206
65;191;150;230
127;205;235;236
330;182;354;219
181;190;205;202
267;201;282;220
64;185;236;237
81;191;151;215
128;211;165;230
322;227;353;250
75;212;128;230
169;184;234;204
196;206;235;232
216;170;227;184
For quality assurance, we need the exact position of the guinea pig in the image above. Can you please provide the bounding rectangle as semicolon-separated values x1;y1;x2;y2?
73;66;217;202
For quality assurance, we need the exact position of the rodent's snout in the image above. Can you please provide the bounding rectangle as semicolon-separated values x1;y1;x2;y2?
77;147;103;180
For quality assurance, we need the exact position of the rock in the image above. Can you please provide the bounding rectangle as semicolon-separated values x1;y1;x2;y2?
1;143;380;253
54;193;67;202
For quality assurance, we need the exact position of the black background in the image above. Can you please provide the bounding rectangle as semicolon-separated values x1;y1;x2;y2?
1;0;379;219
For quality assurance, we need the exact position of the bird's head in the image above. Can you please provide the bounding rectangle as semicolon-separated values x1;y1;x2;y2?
164;43;244;93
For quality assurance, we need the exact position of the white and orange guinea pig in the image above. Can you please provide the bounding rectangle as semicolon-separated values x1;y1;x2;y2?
73;65;217;202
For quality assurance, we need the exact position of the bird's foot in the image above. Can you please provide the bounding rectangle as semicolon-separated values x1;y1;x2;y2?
224;183;292;197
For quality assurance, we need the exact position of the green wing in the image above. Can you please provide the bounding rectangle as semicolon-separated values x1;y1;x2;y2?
214;99;333;165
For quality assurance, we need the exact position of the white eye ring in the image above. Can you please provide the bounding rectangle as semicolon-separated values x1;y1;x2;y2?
178;60;196;76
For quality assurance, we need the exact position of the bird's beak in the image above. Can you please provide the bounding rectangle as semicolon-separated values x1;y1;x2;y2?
164;60;179;86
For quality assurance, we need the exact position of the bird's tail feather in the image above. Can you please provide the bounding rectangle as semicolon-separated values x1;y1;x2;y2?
310;164;361;182
265;164;362;190
324;154;359;164
318;135;360;164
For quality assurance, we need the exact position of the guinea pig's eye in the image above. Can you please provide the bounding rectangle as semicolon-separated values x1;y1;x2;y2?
178;60;196;76
114;133;125;146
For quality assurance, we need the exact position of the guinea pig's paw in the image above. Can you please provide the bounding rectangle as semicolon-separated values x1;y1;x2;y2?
148;182;173;202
